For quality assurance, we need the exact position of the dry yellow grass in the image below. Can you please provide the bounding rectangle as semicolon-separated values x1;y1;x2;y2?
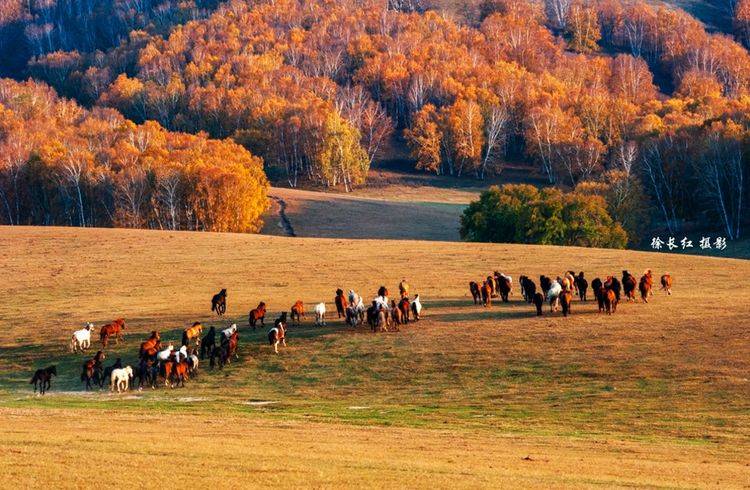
1;407;748;488
1;226;749;487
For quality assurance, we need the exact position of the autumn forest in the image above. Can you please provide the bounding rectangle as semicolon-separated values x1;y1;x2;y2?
0;0;748;241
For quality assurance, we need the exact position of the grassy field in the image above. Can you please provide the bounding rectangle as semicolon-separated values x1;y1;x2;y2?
262;187;468;240
1;226;749;487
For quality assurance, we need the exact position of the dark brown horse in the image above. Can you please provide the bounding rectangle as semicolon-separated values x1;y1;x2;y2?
495;273;511;303
31;366;57;395
211;288;227;316
100;318;125;348
291;300;305;325
539;275;552;297
469;281;481;304
335;289;348;318
532;292;544;316
520;275;536;303
248;301;267;329
622;271;637;302
81;351;106;390
592;278;605;312
639;273;652;302
575;272;588;301
200;326;216;360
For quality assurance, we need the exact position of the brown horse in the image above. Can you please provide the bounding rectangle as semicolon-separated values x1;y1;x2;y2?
171;360;190;387
31;366;57;395
81;351;106;390
182;322;203;346
335;289;348;318
604;284;618;315
291;300;305;325
660;274;673;295
469;281;481;304
100;318;125;348
398;297;410;323
642;269;654;297
248;301;267;329
560;289;573;317
486;275;497;298
390;300;403;325
139;331;161;359
481;281;492;307
639;274;652;302
211;288;227;316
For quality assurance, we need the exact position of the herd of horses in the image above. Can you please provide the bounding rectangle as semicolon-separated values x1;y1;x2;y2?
31;271;671;395
470;270;673;317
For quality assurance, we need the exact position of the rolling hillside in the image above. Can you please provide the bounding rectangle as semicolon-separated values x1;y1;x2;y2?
1;226;748;487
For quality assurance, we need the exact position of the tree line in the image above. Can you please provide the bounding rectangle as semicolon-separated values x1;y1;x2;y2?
3;0;750;240
0;79;268;232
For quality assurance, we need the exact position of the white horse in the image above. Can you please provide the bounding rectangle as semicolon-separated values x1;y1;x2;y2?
547;281;562;312
110;366;133;393
411;294;423;320
314;302;326;326
188;351;199;375
222;323;238;340
157;344;174;362
175;345;188;363
70;323;93;353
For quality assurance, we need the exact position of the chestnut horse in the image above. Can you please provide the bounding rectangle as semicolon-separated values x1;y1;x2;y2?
30;366;57;395
182;322;203;346
560;289;573;317
603;277;618;314
642;269;654;297
481;281;492;307
469;281;481;305
487;275;497;298
291;300;305;325
211;288;227;316
139;331;161;359
660;274;673;295
335;289;348;318
171;360;190;388
100;318;125;348
398;297;410;323
390;300;403;325
248;302;267;329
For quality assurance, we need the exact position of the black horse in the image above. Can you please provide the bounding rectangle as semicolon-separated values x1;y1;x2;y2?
101;358;123;388
30;366;57;395
134;358;158;390
200;326;216;360
211;288;227;316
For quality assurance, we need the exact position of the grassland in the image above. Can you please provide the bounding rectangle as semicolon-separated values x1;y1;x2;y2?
1;226;749;487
